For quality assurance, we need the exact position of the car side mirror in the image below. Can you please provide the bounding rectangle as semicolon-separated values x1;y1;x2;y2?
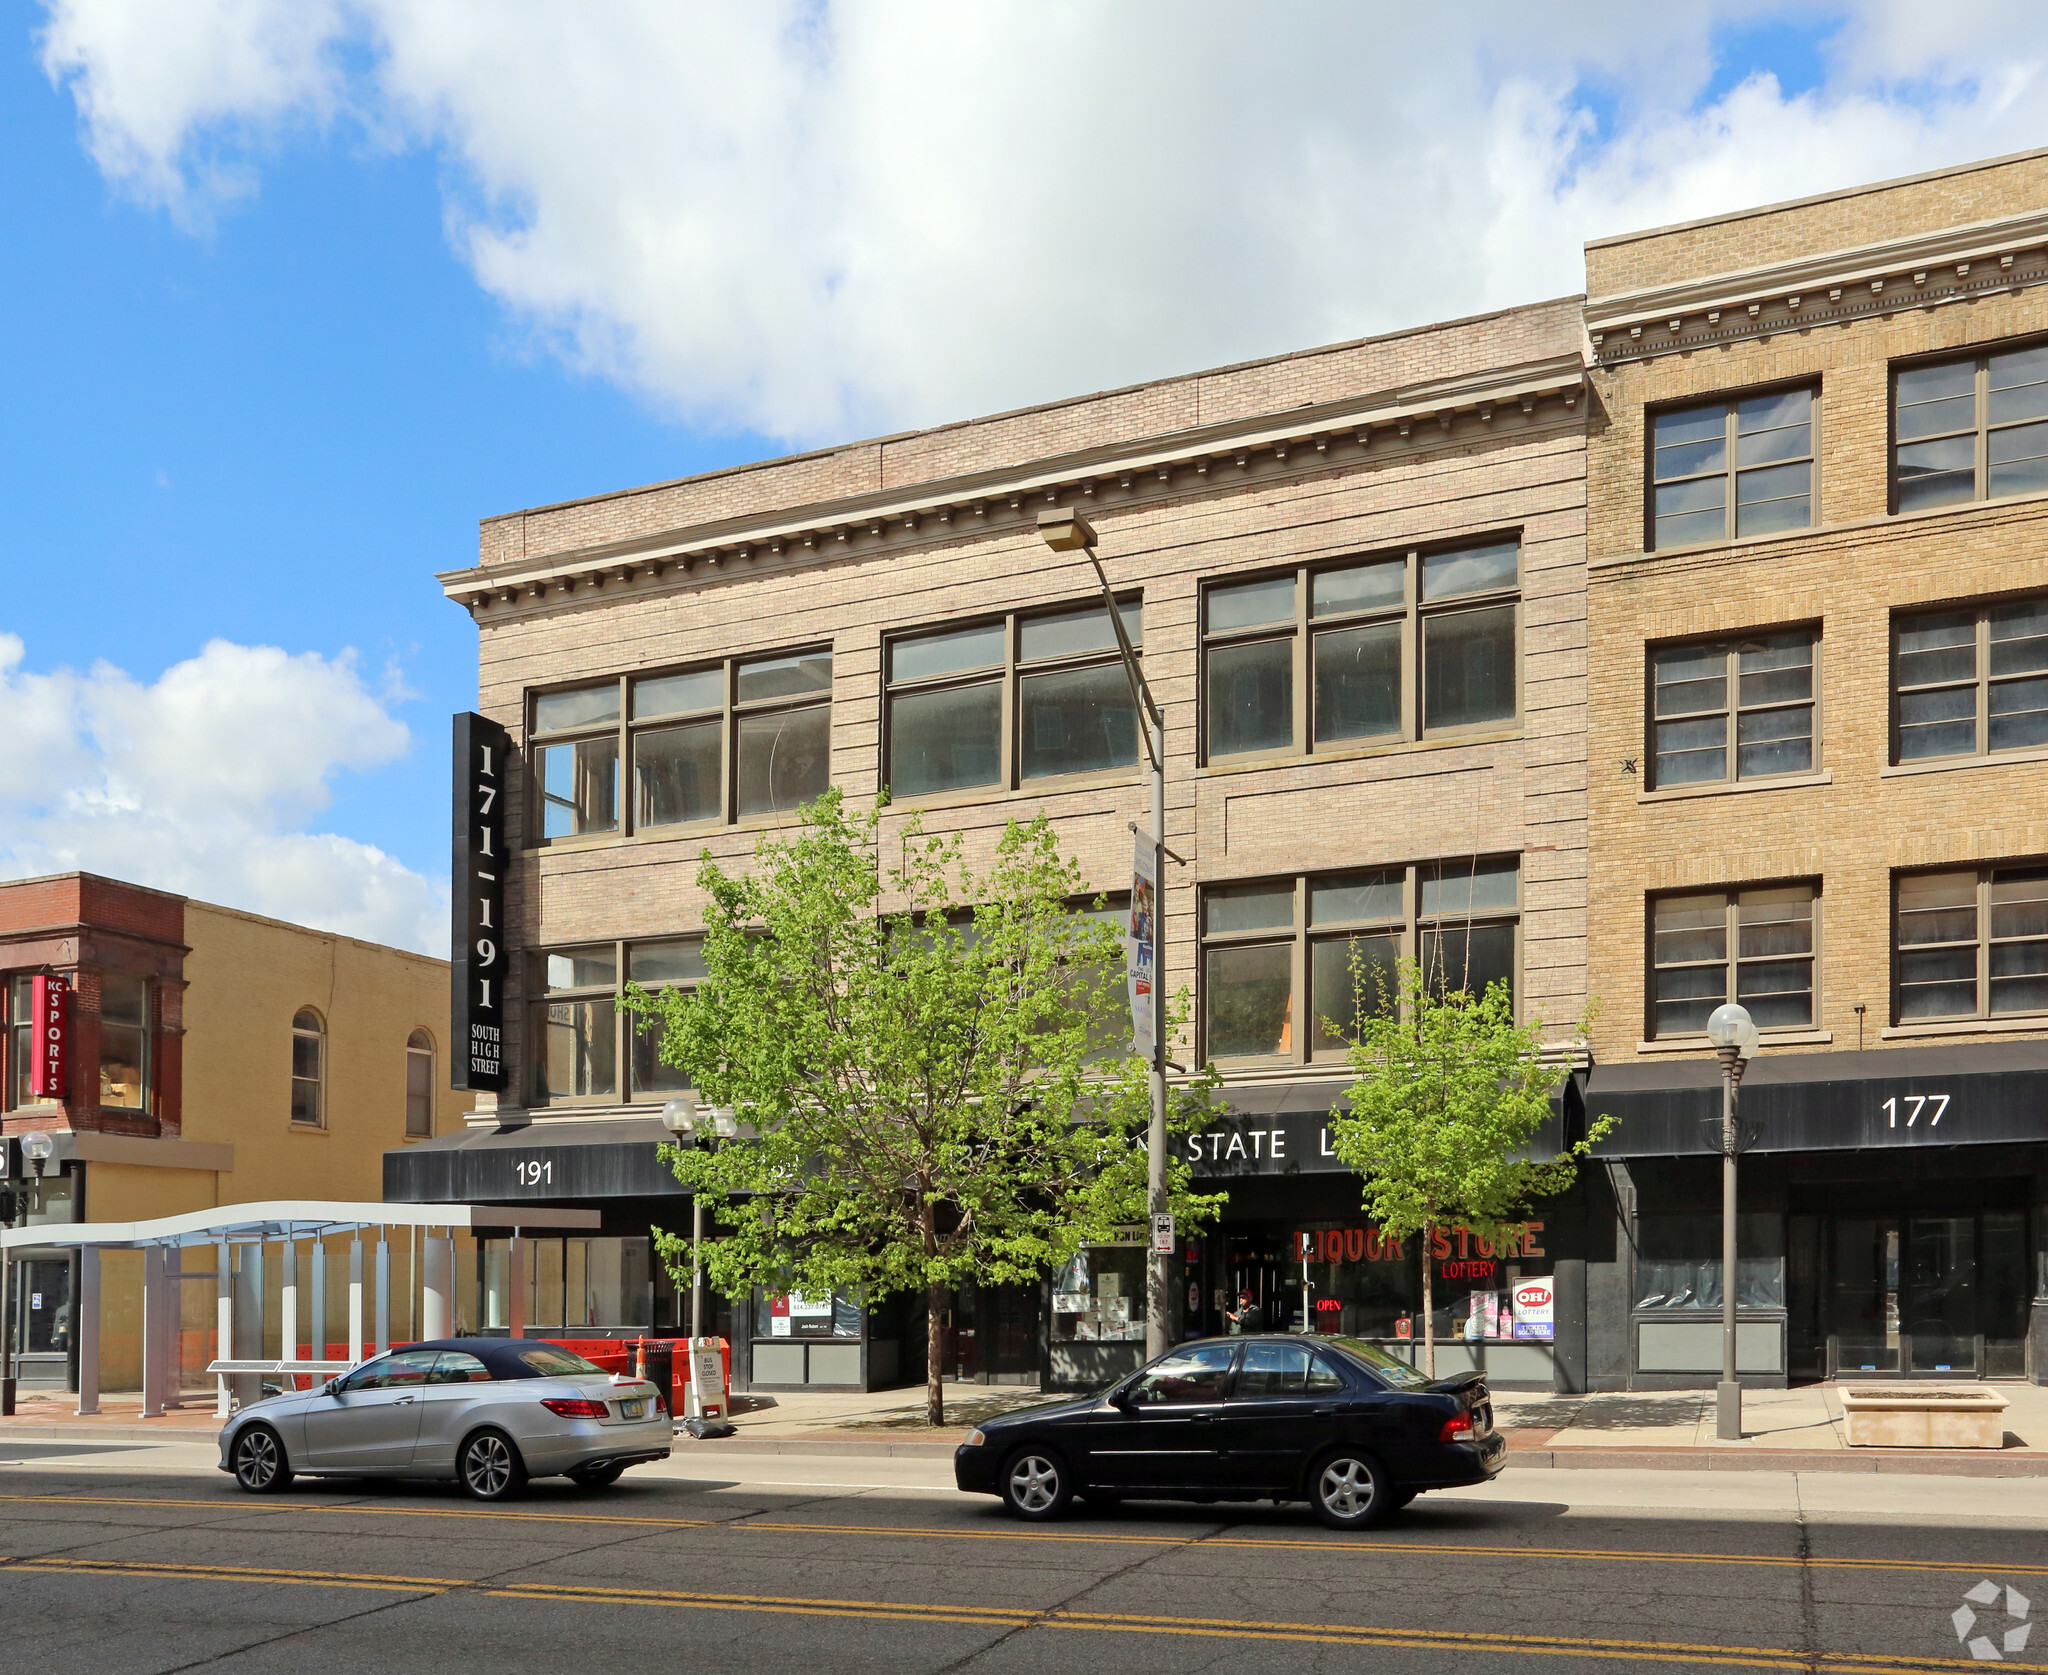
322;1378;342;1397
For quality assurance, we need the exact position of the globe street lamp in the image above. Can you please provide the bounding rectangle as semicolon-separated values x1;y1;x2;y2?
1;1131;57;1417
1039;507;1173;1360
1705;1003;1759;1442
661;1093;737;1437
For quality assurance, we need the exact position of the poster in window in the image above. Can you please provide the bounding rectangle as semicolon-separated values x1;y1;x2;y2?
1512;1279;1555;1341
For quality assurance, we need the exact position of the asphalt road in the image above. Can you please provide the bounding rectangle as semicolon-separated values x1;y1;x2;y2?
1;1443;2042;1673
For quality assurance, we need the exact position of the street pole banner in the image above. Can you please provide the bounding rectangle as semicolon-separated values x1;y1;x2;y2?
1127;831;1158;1061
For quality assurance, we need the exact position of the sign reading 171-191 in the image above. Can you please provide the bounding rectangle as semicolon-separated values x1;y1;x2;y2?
451;712;511;1092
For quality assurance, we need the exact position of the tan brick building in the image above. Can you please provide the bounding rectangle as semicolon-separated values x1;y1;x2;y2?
409;302;1597;1391
1582;148;2048;1388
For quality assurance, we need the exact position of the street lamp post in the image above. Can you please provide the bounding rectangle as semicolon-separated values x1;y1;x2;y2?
1038;508;1172;1361
1705;1004;1759;1442
661;1093;737;1437
1;1132;56;1418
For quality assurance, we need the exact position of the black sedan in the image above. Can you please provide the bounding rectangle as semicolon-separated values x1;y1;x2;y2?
954;1334;1504;1529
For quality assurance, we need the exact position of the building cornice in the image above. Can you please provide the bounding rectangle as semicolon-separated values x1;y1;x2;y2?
1586;207;2048;368
438;352;1587;620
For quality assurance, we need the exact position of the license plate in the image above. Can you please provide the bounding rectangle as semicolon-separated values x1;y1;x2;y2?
621;1400;645;1419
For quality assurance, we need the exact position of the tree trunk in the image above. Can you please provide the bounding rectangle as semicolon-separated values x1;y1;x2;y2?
926;1277;946;1428
1420;1222;1436;1381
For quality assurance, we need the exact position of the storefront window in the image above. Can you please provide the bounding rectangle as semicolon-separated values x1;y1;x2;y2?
1052;1243;1148;1343
479;1236;653;1331
755;1288;862;1339
1634;1213;1785;1310
1291;1221;1552;1343
98;972;148;1110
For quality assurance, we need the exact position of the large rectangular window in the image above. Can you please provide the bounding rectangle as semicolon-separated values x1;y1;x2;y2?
97;972;149;1111
1651;388;1814;549
1650;629;1817;788
5;976;32;1110
1650;884;1817;1038
529;649;832;846
1894;344;2048;513
1200;858;1519;1065
884;600;1141;800
1893;598;2048;762
1895;866;2048;1022
1202;539;1518;763
529;937;705;1106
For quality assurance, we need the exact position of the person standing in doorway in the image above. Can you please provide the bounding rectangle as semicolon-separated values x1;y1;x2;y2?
1225;1289;1257;1334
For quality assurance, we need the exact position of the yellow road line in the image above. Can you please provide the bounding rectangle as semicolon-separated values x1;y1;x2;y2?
1;1492;2040;1583
0;1556;1978;1672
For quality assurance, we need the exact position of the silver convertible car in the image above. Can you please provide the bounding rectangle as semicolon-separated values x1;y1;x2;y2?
218;1337;672;1500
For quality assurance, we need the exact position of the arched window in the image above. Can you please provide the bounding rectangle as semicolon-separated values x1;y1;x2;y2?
405;1028;434;1138
291;1008;325;1127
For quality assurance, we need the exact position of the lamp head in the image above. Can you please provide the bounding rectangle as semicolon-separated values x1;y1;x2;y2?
659;1094;700;1137
1705;1003;1759;1056
20;1131;55;1176
1037;507;1097;553
710;1106;741;1139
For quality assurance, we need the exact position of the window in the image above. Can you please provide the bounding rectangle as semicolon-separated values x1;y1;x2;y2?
1650;885;1816;1038
1201;540;1518;763
530;937;704;1106
291;1008;325;1126
97;973;149;1110
884;600;1141;799
1651;388;1814;548
1125;1342;1236;1405
1893;598;2048;762
1650;629;1817;787
6;976;33;1109
529;649;832;845
405;1028;434;1138
1895;866;2048;1022
1894;344;2048;513
1200;858;1519;1064
1232;1340;1344;1398
1052;1243;1147;1343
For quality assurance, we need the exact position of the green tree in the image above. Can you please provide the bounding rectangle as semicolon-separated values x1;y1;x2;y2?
1327;957;1612;1378
624;790;1223;1426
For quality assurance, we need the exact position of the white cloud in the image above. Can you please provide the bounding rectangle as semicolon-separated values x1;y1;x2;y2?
33;2;2048;440
0;633;443;953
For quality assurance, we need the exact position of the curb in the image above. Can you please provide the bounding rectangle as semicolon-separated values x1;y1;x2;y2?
0;1423;220;1445
1506;1445;2048;1476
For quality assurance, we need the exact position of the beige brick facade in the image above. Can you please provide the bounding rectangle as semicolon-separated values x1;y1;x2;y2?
1586;150;2048;1068
442;303;1593;1118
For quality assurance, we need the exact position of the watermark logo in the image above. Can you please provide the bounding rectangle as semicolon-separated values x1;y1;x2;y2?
1954;1580;2031;1661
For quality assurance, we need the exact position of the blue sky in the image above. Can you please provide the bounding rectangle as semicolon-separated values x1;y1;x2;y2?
2;2;2036;950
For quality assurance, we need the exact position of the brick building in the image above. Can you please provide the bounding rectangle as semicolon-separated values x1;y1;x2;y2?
402;300;1597;1391
1;873;453;1393
1582;148;2048;1387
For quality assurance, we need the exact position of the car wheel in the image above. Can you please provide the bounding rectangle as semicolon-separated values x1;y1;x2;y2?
457;1429;529;1501
1309;1448;1393;1531
1000;1448;1072;1521
231;1424;294;1494
568;1462;627;1489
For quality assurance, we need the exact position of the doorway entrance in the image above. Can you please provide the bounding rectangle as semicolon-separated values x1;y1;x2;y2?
1787;1203;2028;1379
5;1252;74;1388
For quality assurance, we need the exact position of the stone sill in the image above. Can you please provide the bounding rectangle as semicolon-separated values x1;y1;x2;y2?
1879;746;2048;779
1635;1031;1832;1054
1637;770;1831;805
1879;1015;2048;1041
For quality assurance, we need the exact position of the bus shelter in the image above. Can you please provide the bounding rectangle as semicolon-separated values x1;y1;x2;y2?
0;1200;599;1416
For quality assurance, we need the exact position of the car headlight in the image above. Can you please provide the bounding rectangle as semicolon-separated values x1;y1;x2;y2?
965;1429;987;1447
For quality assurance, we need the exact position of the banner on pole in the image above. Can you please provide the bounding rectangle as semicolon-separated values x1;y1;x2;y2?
1127;832;1158;1061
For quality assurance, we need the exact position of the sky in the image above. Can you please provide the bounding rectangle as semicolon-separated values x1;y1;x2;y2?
6;1;2048;954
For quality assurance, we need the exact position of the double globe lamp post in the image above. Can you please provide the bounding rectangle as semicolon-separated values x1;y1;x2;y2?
1705;1003;1760;1442
661;1092;739;1437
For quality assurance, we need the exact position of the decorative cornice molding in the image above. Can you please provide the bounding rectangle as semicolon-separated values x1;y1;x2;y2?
1587;207;2048;367
439;353;1587;620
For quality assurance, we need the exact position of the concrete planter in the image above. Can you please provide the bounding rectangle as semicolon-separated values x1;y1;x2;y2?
1840;1386;2009;1449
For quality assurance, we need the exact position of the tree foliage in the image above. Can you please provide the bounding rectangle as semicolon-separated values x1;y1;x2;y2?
1327;957;1612;1377
623;790;1223;1424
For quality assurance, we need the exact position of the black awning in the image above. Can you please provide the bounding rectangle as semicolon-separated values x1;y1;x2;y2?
384;1116;689;1203
1583;1040;2048;1156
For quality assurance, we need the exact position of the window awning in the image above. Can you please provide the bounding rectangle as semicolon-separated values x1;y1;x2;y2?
1583;1041;2048;1157
384;1117;689;1204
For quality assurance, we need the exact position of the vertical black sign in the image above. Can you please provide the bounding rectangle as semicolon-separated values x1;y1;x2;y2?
452;712;510;1091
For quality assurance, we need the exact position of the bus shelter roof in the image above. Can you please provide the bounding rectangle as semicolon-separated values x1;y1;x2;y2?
0;1199;600;1252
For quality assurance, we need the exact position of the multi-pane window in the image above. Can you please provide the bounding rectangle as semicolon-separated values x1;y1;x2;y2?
405;1028;435;1138
529;649;833;844
1651;388;1814;549
97;972;148;1110
6;976;32;1109
883;600;1141;799
291;1008;325;1126
1650;630;1817;787
1893;344;2048;513
1202;540;1518;762
1895;867;2048;1021
1201;858;1518;1064
1650;886;1816;1037
1893;598;2048;762
531;938;704;1106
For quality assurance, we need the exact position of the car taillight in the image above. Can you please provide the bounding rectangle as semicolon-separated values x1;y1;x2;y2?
542;1397;609;1418
1439;1412;1474;1442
